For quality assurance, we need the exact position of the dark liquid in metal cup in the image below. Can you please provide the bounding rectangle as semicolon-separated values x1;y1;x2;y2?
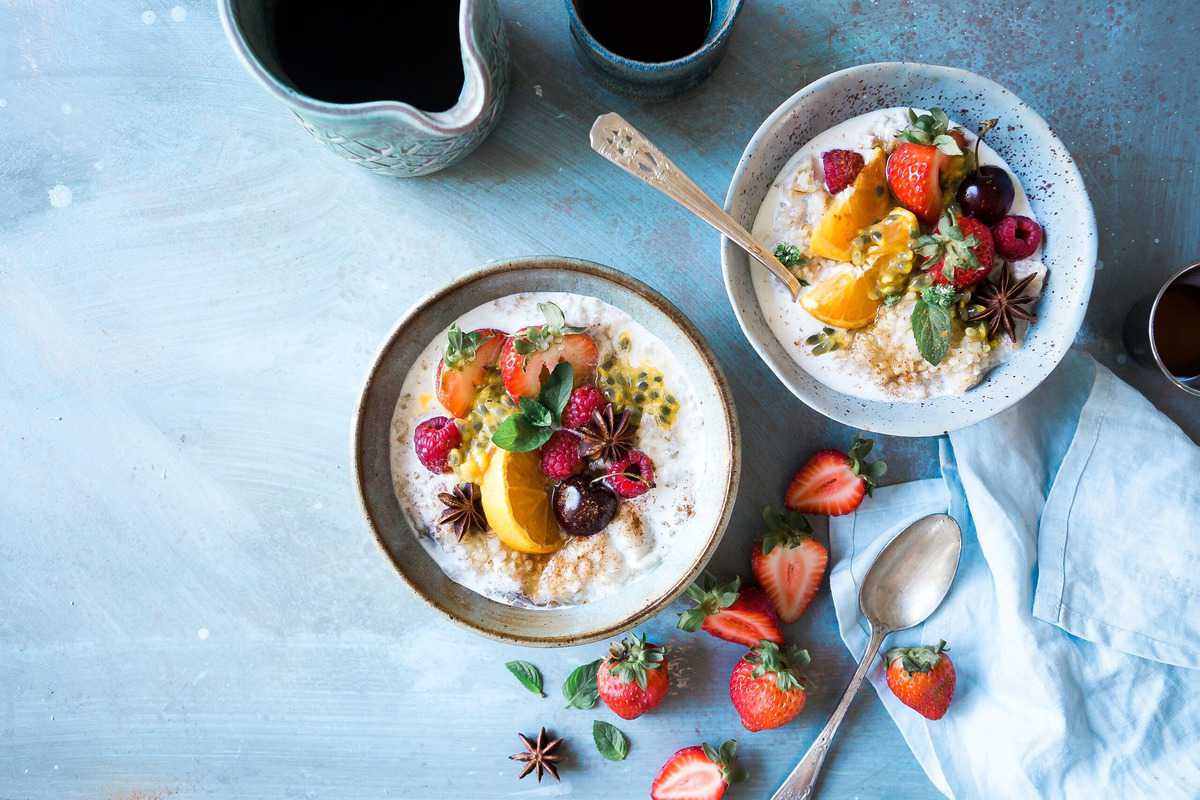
1153;282;1200;378
271;0;465;111
578;0;713;62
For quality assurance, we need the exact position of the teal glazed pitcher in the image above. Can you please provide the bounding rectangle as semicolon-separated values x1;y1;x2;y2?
219;0;509;177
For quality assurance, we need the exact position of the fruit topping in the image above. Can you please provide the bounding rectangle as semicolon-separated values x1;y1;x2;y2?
773;242;807;269
551;476;618;536
885;640;956;720
800;265;881;330
606;450;656;498
751;507;828;623
808;147;890;262
540;430;584;480
598;352;678;427
596;633;670;720
413;416;462;474
850;207;921;302
650;740;746;800
895;107;966;156
821;148;866;194
499;302;598;400
968;263;1040;342
677;574;784;648
729;640;811;732
785;434;886;516
918;208;996;289
481;448;562;554
887;142;950;224
804;326;846;356
562;384;607;429
436;482;487;540
436;325;506;418
991;214;1043;260
492;363;574;453
953;118;1014;225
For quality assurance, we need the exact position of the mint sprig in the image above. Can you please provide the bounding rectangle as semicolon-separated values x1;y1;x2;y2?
491;362;573;452
443;323;483;370
911;285;959;366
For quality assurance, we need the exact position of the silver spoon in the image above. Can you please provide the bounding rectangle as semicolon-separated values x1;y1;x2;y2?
771;513;962;800
589;112;801;300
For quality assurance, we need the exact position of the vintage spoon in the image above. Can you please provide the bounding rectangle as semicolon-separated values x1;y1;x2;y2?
589;112;801;300
771;513;962;800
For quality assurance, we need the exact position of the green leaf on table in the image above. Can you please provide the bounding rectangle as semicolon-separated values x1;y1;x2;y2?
592;720;629;761
563;659;601;709
492;414;553;452
505;660;545;697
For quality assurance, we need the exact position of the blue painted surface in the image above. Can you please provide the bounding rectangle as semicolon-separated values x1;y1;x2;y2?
1;2;1197;799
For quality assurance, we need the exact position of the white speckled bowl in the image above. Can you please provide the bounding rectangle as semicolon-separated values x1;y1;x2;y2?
722;63;1097;436
354;257;740;646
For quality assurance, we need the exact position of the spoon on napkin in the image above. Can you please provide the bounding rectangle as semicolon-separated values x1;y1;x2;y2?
772;513;962;800
589;113;801;300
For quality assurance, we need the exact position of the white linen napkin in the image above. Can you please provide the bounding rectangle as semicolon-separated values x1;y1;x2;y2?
829;350;1200;798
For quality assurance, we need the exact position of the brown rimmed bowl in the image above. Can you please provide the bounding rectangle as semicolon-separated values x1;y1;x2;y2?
353;256;740;646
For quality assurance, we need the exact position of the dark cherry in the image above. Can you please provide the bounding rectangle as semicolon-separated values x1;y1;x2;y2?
552;476;618;537
955;165;1015;225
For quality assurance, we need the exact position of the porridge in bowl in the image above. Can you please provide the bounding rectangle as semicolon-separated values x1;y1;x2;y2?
751;107;1047;401
390;292;701;608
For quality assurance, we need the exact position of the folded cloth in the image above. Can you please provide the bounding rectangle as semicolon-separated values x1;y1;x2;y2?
829;350;1200;799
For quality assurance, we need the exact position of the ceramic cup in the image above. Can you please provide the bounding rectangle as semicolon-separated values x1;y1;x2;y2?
218;0;509;177
1122;262;1200;397
565;0;744;99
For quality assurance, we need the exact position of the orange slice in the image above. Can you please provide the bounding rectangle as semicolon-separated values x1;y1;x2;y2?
480;448;562;554
808;148;890;263
801;267;881;330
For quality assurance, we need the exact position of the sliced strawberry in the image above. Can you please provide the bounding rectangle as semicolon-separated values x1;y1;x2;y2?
677;574;783;648
750;507;828;623
499;330;598;400
434;326;506;418
651;740;744;800
886;142;949;224
785;435;886;517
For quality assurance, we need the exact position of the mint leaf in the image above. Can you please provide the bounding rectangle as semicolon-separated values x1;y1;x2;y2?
443;323;482;370
563;659;601;709
492;415;553;452
538;362;574;424
912;299;953;366
773;243;806;268
592;720;629;761
505;660;545;697
519;398;553;429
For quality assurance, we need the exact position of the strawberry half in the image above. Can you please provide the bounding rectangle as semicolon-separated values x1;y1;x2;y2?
886;108;967;223
785;434;886;517
650;740;746;800
750;507;828;623
434;325;506;418
729;640;811;732
677;574;783;648
596;633;670;720
497;302;598;400
921;208;996;290
885;640;956;720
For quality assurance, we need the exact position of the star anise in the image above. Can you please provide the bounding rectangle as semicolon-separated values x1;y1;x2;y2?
436;482;486;541
580;405;637;462
968;264;1042;342
509;727;563;782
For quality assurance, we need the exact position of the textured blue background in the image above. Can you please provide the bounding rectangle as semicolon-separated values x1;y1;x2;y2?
2;1;1197;798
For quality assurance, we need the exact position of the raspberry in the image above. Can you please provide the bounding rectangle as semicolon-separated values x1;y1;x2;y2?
562;385;607;429
821;149;865;194
413;416;461;474
606;450;656;498
540;430;584;480
991;215;1042;260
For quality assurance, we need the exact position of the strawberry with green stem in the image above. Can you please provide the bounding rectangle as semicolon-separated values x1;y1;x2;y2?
785;435;887;516
885;640;957;720
596;633;670;720
498;302;598;400
651;740;747;800
729;640;812;732
677;574;783;648
886;108;968;223
435;324;507;418
751;507;827;623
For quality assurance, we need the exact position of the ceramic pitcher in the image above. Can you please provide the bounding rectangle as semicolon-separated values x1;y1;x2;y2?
219;0;509;177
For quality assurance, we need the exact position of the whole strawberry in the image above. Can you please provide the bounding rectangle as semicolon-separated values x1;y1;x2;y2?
651;740;746;800
918;208;996;290
729;640;811;732
785;434;886;516
596;633;669;720
885;640;956;720
751;507;828;624
677;574;783;648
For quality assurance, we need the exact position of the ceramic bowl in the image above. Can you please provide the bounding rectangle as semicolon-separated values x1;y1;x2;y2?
721;62;1097;436
564;0;744;99
354;257;740;646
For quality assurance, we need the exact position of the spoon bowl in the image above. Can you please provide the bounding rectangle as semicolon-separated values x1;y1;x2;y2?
860;513;962;632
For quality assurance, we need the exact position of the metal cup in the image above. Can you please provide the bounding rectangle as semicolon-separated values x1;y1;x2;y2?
1122;261;1200;397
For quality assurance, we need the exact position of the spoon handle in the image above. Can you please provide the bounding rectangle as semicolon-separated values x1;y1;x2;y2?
770;626;888;800
588;113;801;300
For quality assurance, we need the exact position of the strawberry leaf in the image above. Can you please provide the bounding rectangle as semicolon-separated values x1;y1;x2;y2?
443;323;483;370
